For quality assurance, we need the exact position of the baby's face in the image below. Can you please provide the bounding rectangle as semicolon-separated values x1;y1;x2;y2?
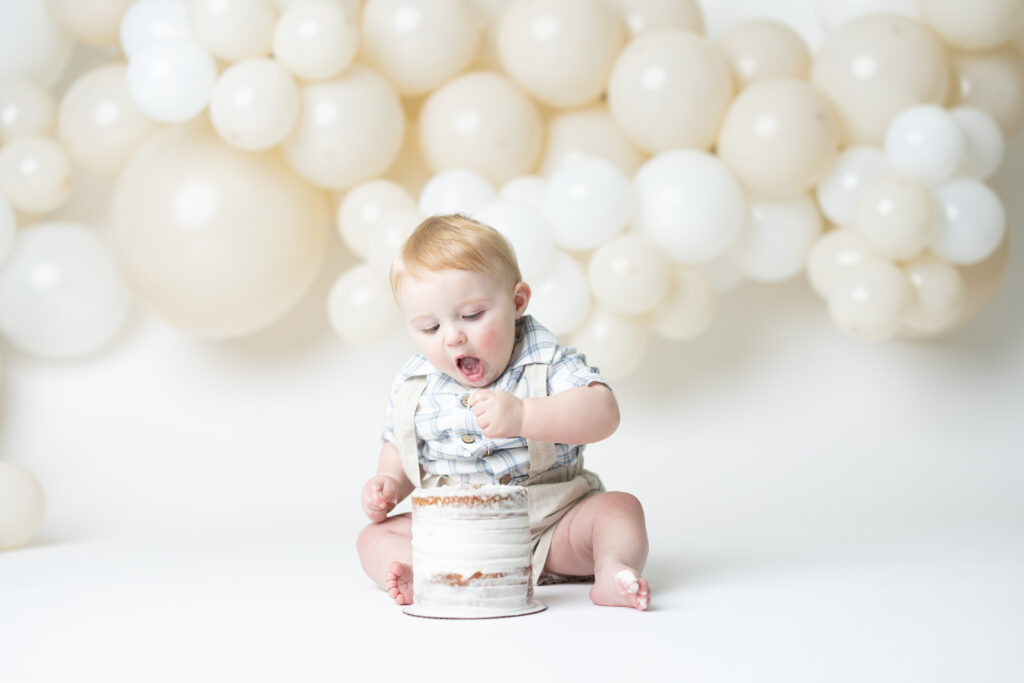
395;269;530;388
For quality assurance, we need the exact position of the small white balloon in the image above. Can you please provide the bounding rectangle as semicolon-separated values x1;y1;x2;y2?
327;262;403;344
209;58;300;151
0;461;46;550
474;200;555;283
827;258;912;341
338;180;417;260
732;194;823;283
0;0;73;86
499;175;546;214
418;168;497;216
0;136;74;215
527;250;590;336
650;266;716;340
633;150;747;263
929;178;1007;265
364;207;424;274
120;0;193;59
272;0;359;81
0;80;57;142
127;39;218;123
950;106;1005;180
586;233;670;316
815;145;890;227
0;222;131;358
806;227;870;299
543;156;633;252
902;253;966;335
568;307;651;380
851;176;934;261
884;105;966;185
0;195;16;264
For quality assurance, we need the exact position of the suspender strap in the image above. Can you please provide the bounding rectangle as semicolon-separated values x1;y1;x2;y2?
394;375;427;488
524;363;557;478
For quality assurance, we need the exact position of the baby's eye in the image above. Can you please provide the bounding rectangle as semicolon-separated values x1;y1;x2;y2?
421;324;439;334
462;311;483;321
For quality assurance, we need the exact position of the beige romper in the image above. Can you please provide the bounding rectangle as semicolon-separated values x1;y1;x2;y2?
393;362;605;585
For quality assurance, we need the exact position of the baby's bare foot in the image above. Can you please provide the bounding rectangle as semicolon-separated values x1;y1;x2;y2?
385;561;414;605
590;565;650;611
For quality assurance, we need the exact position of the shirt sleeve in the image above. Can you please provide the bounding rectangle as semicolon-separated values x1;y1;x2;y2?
545;344;609;395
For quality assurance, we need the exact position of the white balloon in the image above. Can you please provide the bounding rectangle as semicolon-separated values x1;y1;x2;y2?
543;156;633;252
364;207;424;274
568;307;650;380
499;175;546;214
929;178;1007;265
806;227;870;299
338;180;417;260
0;462;46;550
474;200;555;283
0;222;131;358
327;263;403;344
902;253;966;335
884;105;966;185
633;150;747;263
127;39;218;123
272;0;360;81
0;195;16;265
814;145;890;227
418;168;497;216
0;0;73;86
732;194;823;283
827;257;912;341
586;233;670;315
209;58;300;151
527;250;590;336
650;266;716;340
950;106;1005;180
120;0;193;59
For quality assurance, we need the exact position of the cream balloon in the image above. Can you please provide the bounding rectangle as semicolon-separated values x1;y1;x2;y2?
815;0;919;32
851;176;934;261
0;462;45;550
0;80;57;142
732;194;823;283
272;0;359;81
567;307;650;380
327;262;403;344
188;0;276;61
602;0;704;38
45;0;134;46
650;266;716;340
717;78;841;198
0;195;15;264
917;0;1024;50
57;62;161;177
126;39;218;124
527;250;590;336
806;227;869;299
0;0;73;86
0;136;74;215
814;146;891;226
497;0;623;108
111;120;329;337
901;254;966;335
715;19;811;88
811;14;950;144
949;46;1024;138
361;0;481;97
586;233;670;316
209;58;300;151
283;65;404;190
338;179;417;260
607;28;734;153
0;222;131;358
418;168;497;216
363;207;424;274
418;71;543;186
951;107;1005;180
541;106;646;178
827;258;913;341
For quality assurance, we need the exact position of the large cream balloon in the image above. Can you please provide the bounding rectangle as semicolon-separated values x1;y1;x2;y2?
0;80;57;142
188;0;276;61
57;62;161;176
715;19;811;88
418;71;543;185
602;0;704;38
541;105;646;178
45;0;135;46
811;14;950;144
497;0;624;108
717;78;841;198
949;46;1024;138
608;28;734;153
283;65;404;190
0;461;45;550
111;120;329;338
917;0;1024;50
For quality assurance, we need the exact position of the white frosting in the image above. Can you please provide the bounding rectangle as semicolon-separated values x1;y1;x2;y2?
411;484;535;616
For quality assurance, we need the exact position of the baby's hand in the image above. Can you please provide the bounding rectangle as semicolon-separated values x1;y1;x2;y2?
362;475;400;523
469;390;524;439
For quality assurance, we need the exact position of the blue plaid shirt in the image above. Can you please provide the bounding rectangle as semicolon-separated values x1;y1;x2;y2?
381;315;607;484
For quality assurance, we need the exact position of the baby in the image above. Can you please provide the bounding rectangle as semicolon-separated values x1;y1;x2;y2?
356;214;650;611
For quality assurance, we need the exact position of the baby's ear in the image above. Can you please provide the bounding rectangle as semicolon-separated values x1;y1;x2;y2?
513;281;531;316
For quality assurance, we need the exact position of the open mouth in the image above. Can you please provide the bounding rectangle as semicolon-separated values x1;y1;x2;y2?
456;355;485;383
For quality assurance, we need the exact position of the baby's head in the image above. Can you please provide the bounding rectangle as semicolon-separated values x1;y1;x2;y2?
390;214;531;388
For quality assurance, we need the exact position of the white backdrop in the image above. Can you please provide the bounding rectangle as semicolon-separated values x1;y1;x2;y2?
2;1;1023;682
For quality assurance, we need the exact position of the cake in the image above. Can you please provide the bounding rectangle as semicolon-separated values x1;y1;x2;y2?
404;484;545;619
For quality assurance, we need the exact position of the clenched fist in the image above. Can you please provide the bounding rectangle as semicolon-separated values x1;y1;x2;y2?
362;475;401;523
469;390;525;438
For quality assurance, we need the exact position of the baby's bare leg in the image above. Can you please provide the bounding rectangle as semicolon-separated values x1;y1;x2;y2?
356;513;414;605
544;492;650;610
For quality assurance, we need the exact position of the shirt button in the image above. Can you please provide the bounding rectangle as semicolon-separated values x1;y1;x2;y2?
499;474;512;485
461;434;475;444
460;394;469;407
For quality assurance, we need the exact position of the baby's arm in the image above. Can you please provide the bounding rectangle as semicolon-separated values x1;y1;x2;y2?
361;441;416;523
471;382;619;444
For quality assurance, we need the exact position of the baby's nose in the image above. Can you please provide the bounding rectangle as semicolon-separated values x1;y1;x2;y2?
445;327;466;346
